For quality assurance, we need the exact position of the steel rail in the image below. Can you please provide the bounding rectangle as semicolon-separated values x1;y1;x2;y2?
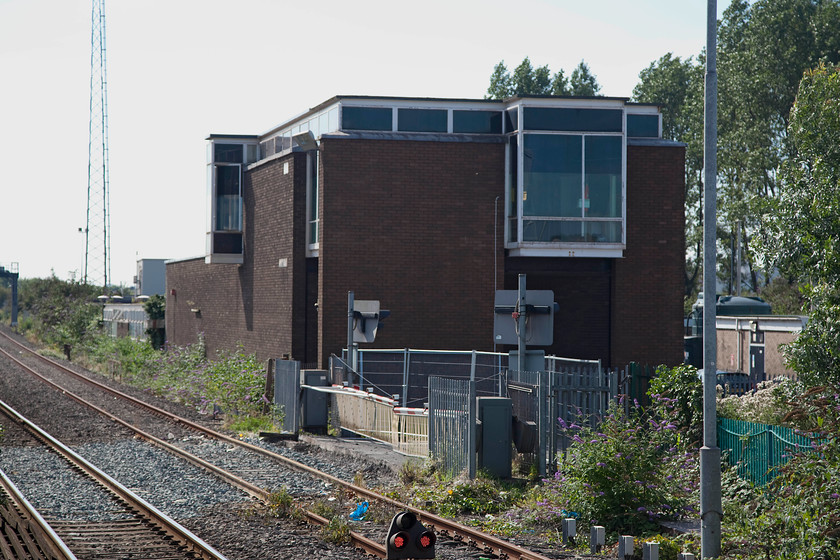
0;396;228;560
0;469;77;560
0;332;554;560
0;341;388;558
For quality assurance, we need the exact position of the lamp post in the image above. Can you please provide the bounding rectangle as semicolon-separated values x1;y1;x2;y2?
701;0;722;557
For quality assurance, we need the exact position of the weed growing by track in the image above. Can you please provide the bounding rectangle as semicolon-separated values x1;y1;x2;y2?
81;334;276;429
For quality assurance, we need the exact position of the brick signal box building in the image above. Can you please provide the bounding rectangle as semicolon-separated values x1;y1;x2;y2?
165;95;685;369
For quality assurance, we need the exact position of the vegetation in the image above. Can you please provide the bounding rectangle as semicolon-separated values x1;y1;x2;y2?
486;57;601;99
755;63;840;386
632;0;840;303
9;276;275;430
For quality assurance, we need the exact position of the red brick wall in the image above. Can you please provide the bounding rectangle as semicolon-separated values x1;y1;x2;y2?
165;153;308;362
167;138;684;370
611;143;686;367
504;258;613;361
317;138;506;365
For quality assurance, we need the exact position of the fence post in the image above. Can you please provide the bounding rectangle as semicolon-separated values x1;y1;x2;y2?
427;378;436;461
538;366;548;477
403;348;410;409
358;350;365;392
468;376;477;479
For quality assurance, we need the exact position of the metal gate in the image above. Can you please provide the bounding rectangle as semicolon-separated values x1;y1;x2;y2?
428;376;476;478
273;359;301;434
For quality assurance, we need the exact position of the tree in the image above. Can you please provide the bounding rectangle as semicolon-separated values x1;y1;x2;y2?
485;57;601;99
631;0;840;304
633;53;705;301
143;294;166;350
755;64;840;384
716;0;840;293
569;60;600;96
487;61;513;100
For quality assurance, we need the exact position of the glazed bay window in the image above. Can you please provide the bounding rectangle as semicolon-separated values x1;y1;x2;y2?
508;103;626;258
520;133;623;248
206;138;257;264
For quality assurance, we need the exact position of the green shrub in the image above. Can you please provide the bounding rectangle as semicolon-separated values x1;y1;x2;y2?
522;396;698;535
648;364;703;444
403;471;524;517
722;383;840;559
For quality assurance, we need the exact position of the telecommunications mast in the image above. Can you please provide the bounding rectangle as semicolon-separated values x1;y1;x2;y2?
84;0;111;290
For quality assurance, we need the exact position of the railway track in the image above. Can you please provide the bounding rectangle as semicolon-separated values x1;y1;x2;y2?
0;397;226;560
0;330;581;560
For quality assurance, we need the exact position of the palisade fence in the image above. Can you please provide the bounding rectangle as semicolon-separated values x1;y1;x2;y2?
323;349;649;478
428;376;475;478
718;417;826;486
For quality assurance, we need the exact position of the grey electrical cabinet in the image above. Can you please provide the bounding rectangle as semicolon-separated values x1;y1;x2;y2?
477;397;512;479
301;370;328;432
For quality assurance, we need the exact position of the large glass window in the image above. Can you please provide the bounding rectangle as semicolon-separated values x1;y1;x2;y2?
523;135;582;219
627;114;660;137
307;152;319;250
215;165;242;231
342;107;392;131
507;137;518;242
214;143;243;163
398;108;447;132
517;133;623;245
453;110;502;134
524;107;623;132
585;136;622;218
206;139;255;263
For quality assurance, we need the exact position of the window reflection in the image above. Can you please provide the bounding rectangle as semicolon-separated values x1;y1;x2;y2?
523;135;581;218
519;132;623;245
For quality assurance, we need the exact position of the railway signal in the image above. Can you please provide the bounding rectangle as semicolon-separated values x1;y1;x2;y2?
385;511;435;559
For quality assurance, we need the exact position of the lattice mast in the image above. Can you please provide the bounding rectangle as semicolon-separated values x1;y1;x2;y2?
84;0;111;290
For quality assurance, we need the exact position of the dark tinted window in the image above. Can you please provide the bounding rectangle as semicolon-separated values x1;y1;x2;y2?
523;107;623;132
505;108;519;132
453;110;502;133
627;114;660;137
214;143;243;163
398;108;447;132
342;107;393;131
213;232;242;254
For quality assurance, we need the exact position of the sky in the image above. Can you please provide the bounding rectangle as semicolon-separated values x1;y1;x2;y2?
0;0;732;287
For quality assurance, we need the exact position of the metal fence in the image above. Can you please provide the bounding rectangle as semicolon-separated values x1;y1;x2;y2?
345;349;506;408
509;358;618;475
428;376;475;478
328;349;643;478
273;359;300;434
718;417;825;486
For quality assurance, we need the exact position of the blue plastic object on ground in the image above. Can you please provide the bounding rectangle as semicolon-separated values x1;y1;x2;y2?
349;501;369;521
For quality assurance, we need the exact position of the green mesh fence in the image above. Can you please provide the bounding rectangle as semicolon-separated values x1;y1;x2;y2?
718;417;825;486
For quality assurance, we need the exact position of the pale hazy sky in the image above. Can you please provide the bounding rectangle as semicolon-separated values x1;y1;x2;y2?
0;0;731;286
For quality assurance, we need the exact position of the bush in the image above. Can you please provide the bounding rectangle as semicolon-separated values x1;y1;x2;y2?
648;364;703;444
716;379;795;425
722;383;840;559
522;395;699;535
401;470;524;517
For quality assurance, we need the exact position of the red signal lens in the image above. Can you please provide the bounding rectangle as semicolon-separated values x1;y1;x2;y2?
418;530;436;549
391;532;410;549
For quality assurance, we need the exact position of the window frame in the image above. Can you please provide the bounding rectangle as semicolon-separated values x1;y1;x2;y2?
507;127;627;258
306;151;320;257
205;139;257;264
